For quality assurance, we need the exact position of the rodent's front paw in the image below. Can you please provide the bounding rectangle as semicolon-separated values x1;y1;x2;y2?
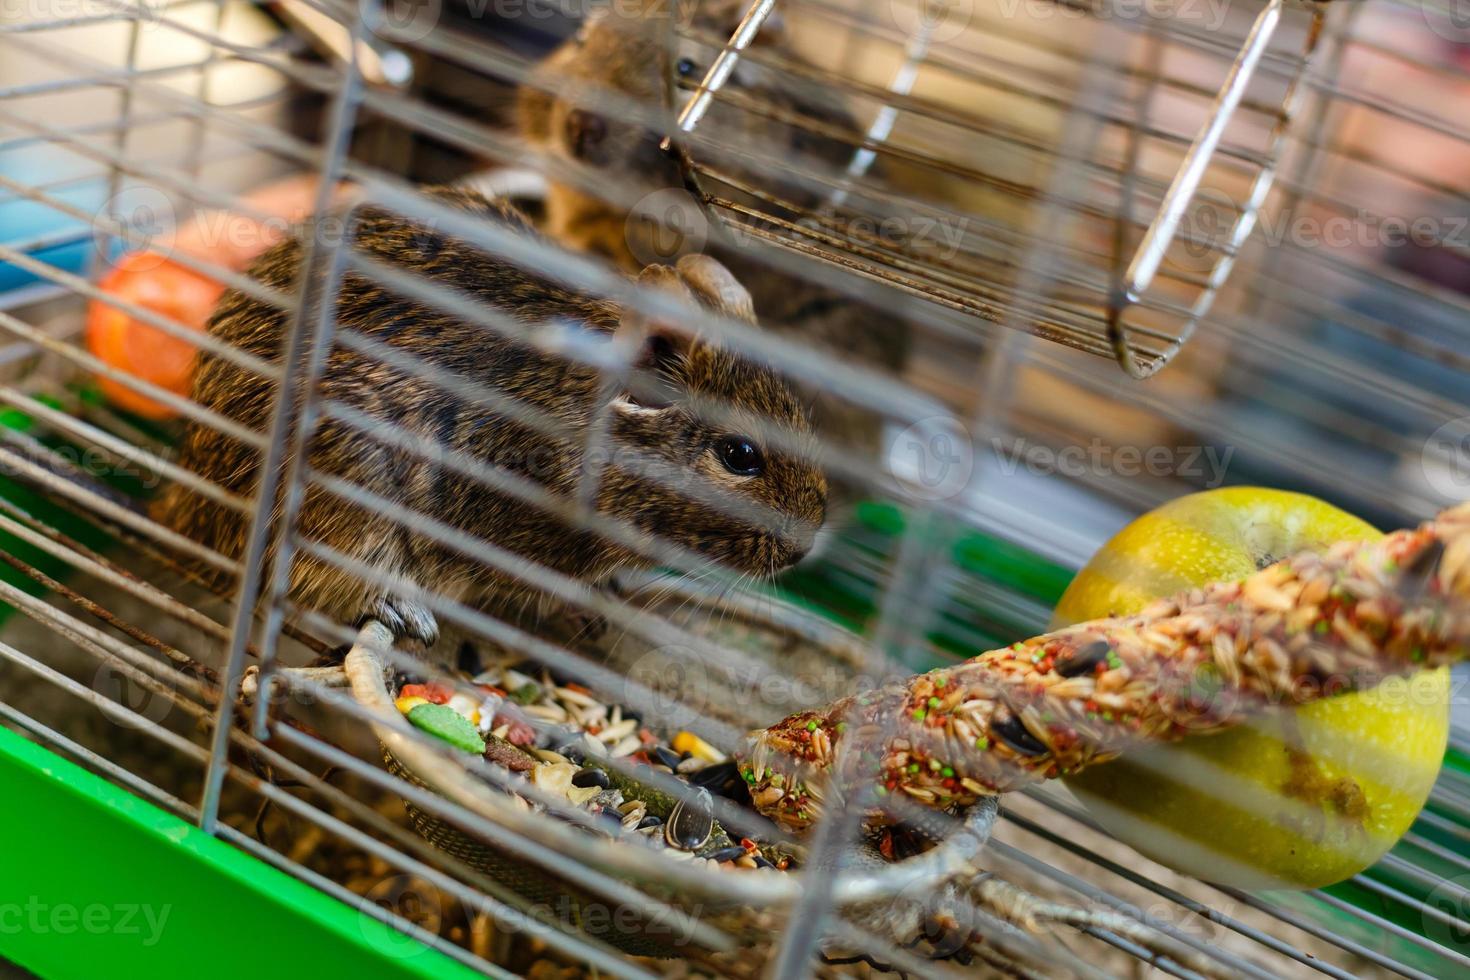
361;595;439;648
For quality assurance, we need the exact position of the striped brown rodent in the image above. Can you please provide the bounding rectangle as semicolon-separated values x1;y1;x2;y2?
155;187;826;646
516;1;911;459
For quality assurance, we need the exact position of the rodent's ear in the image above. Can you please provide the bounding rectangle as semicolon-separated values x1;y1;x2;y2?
614;264;697;408
674;254;756;323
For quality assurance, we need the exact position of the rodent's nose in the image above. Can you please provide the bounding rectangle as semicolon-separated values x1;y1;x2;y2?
779;519;819;566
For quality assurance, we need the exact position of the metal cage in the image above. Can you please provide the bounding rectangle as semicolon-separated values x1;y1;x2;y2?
0;0;1468;976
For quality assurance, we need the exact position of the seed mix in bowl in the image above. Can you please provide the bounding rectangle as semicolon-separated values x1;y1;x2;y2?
392;654;796;872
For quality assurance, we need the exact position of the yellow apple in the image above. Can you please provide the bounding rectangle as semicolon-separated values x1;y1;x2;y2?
1054;487;1449;890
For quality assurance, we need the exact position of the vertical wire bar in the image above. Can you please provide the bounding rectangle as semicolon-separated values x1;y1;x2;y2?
1110;21;1166;318
198;3;369;831
1126;0;1283;297
762;0;1063;958
767;522;956;977
824;0;939;210
764;771;874;979
675;0;778;134
761;228;983;976
572;331;637;512
181;0;227;177
248;229;352;737
1240;1;1356;323
774;26;1125;972
1108;0;1284;376
1179;6;1328;326
1098;15;1163;376
968;12;1123;465
89;0;145;282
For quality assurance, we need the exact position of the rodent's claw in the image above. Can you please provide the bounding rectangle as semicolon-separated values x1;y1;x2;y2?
362;595;440;649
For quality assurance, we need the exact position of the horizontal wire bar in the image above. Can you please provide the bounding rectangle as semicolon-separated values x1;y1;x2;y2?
0;439;239;573
1301;888;1469;976
1397;830;1470;877
0;569;215;710
0;143;302;371
279;584;800;852
1351;869;1470;936
0;387;250;513
237;725;669;972
985;834;1279;980
0;498;233;646
0;632;207;761
0;288;271;450
1022;789;1447;979
0;700;198;820
215;823;509;979
222;732;653;980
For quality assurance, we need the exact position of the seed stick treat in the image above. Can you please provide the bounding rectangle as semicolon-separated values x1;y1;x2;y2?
740;502;1470;834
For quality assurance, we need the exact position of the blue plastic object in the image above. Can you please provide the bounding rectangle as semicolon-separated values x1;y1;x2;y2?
0;146;110;293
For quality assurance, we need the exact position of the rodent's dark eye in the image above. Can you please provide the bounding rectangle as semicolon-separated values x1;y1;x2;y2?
715;435;763;476
676;57;697;77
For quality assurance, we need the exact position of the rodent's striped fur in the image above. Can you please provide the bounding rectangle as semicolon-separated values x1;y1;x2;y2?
156;187;826;644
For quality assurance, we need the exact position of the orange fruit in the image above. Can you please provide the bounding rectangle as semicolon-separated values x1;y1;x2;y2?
86;251;223;420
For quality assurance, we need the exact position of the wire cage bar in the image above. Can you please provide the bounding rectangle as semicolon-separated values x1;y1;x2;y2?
0;0;1467;977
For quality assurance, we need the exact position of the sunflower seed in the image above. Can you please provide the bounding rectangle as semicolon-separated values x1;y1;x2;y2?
666;788;715;851
1055;640;1110;677
689;760;739;789
1401;539;1445;597
572;767;610;789
991;713;1047;756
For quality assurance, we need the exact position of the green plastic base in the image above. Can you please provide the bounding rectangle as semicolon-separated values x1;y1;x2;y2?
0;726;479;979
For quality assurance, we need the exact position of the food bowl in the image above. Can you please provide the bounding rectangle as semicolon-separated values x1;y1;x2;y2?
344;583;999;957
